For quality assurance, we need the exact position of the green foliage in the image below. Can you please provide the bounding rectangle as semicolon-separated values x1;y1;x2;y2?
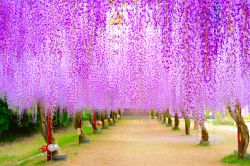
0;100;40;141
213;112;235;126
244;115;250;122
222;153;250;165
154;111;158;117
61;111;72;127
0;100;11;135
0;100;74;142
17;111;41;133
82;109;91;121
53;109;72;129
149;110;154;117
97;111;102;120
205;110;210;119
215;112;222;123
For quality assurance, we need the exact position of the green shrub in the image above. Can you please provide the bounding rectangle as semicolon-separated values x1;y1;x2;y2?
53;109;72;129
0;100;40;142
0;99;11;135
16;111;41;133
0;99;74;142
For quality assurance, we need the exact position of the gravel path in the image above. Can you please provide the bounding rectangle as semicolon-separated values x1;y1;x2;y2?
50;119;242;166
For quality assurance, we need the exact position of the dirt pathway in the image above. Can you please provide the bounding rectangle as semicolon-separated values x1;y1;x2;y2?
51;119;240;166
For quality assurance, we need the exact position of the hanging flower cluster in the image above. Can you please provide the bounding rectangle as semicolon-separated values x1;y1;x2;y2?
0;0;249;120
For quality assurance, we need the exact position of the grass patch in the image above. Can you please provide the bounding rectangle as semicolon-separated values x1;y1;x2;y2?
82;125;94;135
199;142;210;146
0;119;120;165
212;121;235;126
172;127;180;131
56;132;78;146
222;153;250;165
194;143;211;148
0;130;41;143
0;124;85;165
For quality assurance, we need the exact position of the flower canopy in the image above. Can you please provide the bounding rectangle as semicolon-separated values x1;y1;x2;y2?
0;0;249;120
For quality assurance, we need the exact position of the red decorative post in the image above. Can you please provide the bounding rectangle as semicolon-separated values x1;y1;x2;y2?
108;112;111;125
93;110;97;130
47;109;53;161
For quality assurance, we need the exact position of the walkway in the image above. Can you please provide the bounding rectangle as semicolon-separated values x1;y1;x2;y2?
52;119;239;166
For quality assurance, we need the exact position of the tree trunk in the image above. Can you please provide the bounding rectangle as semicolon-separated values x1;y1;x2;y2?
118;109;121;119
182;112;190;135
185;118;190;135
114;112;118;122
108;117;111;125
166;111;172;127
111;111;116;123
38;103;48;143
38;104;55;144
89;111;97;131
108;112;112;126
173;113;179;129
163;113;166;124
110;111;113;122
74;111;86;144
200;123;209;141
37;103;56;161
101;112;107;129
150;110;154;119
228;104;249;159
38;104;67;160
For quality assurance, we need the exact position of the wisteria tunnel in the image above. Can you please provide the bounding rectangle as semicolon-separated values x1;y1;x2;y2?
0;0;250;166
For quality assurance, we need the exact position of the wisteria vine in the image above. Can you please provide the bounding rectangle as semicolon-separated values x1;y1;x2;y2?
0;0;249;122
